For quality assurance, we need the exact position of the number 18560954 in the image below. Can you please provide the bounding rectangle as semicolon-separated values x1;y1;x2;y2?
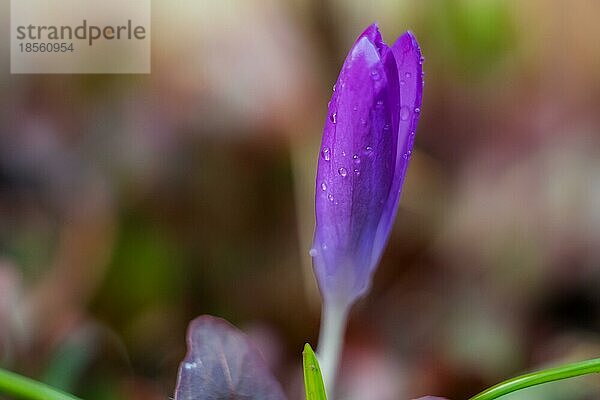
19;42;74;53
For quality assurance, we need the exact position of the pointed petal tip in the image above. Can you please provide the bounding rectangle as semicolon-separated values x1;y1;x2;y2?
357;23;389;56
403;30;418;42
361;22;380;37
395;30;422;56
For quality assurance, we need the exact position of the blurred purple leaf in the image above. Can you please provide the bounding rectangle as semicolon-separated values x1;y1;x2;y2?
174;315;287;400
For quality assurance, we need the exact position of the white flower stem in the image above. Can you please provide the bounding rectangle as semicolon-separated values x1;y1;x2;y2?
317;300;350;399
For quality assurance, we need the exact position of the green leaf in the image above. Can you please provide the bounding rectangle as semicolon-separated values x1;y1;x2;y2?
0;368;83;400
302;343;327;400
468;357;600;400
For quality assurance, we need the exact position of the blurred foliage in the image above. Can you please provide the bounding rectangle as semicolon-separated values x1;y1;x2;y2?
94;214;184;329
425;0;516;79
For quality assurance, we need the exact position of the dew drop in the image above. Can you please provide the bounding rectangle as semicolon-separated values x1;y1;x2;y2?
333;83;336;92
408;132;416;149
370;70;381;80
400;106;410;121
328;194;334;202
338;167;348;177
353;154;360;164
354;168;360;176
321;147;331;161
309;248;318;257
414;107;421;114
321;182;327;191
184;362;198;370
364;146;373;154
321;243;328;250
330;112;337;124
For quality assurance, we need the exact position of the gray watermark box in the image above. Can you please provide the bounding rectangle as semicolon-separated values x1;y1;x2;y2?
11;0;151;74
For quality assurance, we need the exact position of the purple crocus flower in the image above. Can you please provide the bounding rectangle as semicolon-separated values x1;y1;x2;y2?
311;24;423;394
312;23;423;310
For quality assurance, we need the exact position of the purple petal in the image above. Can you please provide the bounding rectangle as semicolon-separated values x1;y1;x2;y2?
312;25;400;306
358;23;387;57
371;31;424;267
175;316;287;400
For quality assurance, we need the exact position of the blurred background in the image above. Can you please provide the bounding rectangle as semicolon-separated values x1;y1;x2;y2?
1;0;599;399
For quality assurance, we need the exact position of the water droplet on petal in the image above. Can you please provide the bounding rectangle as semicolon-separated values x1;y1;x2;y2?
184;362;198;370
338;167;348;177
400;106;410;121
330;113;337;124
364;146;373;154
353;154;360;164
408;131;416;149
328;194;334;202
354;168;360;176
333;84;336;92
309;248;318;257
321;147;331;161
370;70;381;80
322;243;328;250
321;182;327;191
414;107;421;114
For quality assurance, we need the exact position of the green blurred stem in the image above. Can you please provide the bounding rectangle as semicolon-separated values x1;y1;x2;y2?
317;301;349;399
0;368;83;400
469;358;600;400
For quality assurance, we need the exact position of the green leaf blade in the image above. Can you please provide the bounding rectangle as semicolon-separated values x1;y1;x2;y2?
302;343;327;400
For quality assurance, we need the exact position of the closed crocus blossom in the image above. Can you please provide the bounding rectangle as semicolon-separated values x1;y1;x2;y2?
311;23;423;394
